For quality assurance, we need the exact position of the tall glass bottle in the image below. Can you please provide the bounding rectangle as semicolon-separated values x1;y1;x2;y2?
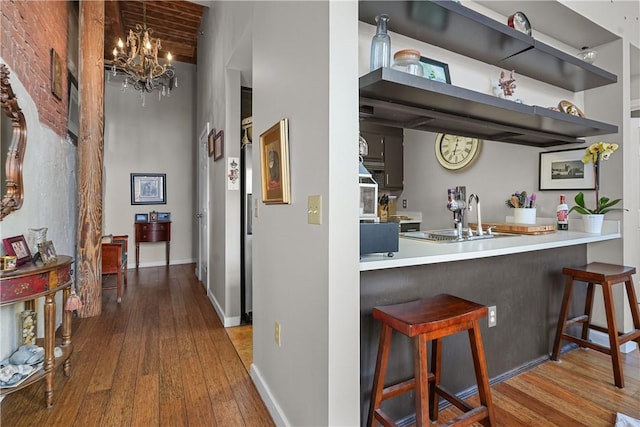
370;14;391;71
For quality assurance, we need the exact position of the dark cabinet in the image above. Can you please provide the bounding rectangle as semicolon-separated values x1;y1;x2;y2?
361;123;403;190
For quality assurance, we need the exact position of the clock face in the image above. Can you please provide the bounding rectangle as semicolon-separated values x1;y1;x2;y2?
508;12;531;36
435;134;482;170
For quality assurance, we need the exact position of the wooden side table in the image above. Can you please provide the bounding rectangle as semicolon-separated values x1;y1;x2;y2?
134;221;171;268
0;255;74;407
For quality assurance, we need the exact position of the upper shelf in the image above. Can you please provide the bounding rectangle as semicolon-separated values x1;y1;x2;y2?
359;0;617;92
359;68;618;147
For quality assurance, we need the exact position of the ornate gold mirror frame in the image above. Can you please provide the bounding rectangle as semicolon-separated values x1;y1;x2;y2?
1;64;27;220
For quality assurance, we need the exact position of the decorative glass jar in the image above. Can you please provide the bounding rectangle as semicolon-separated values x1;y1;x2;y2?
392;49;424;77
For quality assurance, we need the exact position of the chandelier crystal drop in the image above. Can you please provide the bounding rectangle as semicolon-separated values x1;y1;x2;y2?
110;2;176;101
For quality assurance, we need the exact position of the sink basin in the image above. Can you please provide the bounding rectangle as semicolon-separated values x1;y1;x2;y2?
400;229;517;243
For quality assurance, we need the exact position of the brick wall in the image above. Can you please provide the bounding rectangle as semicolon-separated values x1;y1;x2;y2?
1;1;69;137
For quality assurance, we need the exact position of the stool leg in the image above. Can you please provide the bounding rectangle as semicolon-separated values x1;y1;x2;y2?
552;276;575;360
413;333;429;427
368;324;392;427
581;283;595;341
429;338;442;421
624;278;640;337
468;319;495;427
601;282;624;388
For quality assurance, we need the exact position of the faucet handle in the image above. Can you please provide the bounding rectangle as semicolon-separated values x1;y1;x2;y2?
486;226;493;235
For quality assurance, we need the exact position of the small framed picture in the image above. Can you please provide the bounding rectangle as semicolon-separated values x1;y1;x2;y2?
131;173;167;205
50;48;63;100
157;212;171;222
260;118;291;204
135;213;149;222
38;240;57;265
149;211;159;222
208;128;216;157
214;129;224;161
2;235;32;266
539;148;595;190
420;56;451;84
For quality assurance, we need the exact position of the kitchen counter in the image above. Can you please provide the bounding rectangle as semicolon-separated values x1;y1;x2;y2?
360;219;620;271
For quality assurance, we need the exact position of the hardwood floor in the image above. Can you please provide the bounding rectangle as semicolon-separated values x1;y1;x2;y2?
0;264;274;426
2;264;639;426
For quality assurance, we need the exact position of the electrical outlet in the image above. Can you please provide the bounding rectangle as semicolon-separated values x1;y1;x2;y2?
308;195;322;225
402;199;407;209
488;306;497;328
274;321;281;346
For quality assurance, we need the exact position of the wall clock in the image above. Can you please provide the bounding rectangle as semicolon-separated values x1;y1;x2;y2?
434;134;482;170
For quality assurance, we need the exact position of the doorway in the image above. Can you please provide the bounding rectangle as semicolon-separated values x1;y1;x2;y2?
196;122;210;287
240;87;253;324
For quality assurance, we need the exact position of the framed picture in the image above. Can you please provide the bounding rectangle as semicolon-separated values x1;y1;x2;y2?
539;148;595;190
214;130;224;161
420;56;451;84
149;211;159;222
157;212;171;222
67;71;79;144
50;48;63;100
3;235;32;266
135;213;149;222
131;173;167;205
208;128;216;157
260;118;291;204
38;240;57;265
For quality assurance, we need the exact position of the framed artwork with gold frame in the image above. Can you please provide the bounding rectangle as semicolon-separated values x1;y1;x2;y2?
50;49;63;100
260;118;290;204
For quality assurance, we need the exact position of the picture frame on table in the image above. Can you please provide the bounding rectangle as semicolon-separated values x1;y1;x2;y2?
260;118;291;204
135;213;149;222
208;128;216;157
131;173;167;205
38;240;57;265
539;148;595;191
420;56;451;84
157;212;171;222
2;235;32;266
213;130;224;161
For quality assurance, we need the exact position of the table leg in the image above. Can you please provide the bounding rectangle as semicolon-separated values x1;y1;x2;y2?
62;286;72;376
44;293;55;407
136;242;140;269
166;241;170;266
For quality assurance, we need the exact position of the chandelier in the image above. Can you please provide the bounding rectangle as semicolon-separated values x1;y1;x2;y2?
110;2;177;104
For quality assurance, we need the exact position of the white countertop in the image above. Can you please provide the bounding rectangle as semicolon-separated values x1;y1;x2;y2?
360;219;621;271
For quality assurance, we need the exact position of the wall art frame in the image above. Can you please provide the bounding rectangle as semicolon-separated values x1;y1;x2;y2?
539;148;595;191
135;213;149;222
213;129;224;161
260;118;291;204
2;235;32;266
50;48;63;100
208;128;216;157
420;56;451;84
130;173;167;205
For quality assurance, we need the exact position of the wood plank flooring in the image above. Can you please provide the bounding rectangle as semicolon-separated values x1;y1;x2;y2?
2;263;639;426
0;264;274;426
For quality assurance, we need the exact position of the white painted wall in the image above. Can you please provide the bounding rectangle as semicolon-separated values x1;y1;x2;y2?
0;60;77;360
103;61;197;268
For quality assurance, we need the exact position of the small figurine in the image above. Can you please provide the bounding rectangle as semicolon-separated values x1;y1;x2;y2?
498;70;516;98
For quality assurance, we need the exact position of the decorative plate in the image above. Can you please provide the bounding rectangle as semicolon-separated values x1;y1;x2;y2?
558;100;585;118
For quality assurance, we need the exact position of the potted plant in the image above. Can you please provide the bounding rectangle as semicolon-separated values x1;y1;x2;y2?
568;142;625;233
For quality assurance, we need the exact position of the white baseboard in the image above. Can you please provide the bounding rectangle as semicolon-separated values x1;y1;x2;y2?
207;291;241;327
589;329;639;353
251;364;289;426
126;258;195;270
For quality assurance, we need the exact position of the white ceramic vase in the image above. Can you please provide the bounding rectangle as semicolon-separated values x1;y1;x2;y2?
582;214;604;233
513;208;536;224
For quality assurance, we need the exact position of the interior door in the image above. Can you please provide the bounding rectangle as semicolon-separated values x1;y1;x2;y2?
196;123;210;286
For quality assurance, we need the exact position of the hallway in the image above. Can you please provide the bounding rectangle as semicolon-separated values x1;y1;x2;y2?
1;264;273;426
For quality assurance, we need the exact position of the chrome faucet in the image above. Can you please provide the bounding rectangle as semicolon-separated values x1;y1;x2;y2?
447;186;467;238
468;193;483;236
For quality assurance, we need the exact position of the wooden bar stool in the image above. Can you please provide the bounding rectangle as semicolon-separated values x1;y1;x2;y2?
367;294;495;427
551;263;640;388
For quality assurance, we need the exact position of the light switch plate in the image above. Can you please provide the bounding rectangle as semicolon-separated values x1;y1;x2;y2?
308;195;322;225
